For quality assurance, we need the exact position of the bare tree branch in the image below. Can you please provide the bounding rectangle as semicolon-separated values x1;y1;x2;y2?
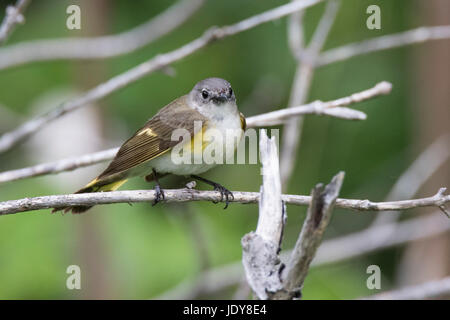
0;0;325;154
362;276;450;300
241;133;344;300
277;171;344;299
255;130;284;244
241;130;285;299
156;213;450;299
0;0;31;45
245;81;390;126
317;25;450;67
0;81;391;184
0;186;449;216
0;0;205;69
0;147;118;183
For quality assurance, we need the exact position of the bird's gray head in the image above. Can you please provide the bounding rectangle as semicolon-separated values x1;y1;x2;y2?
189;77;236;106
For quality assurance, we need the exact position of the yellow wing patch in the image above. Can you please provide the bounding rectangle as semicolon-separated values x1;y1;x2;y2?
137;128;157;137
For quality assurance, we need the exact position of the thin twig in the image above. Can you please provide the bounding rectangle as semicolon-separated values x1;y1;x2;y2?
0;0;31;45
0;0;325;154
0;81;390;184
317;25;450;67
247;81;391;126
0;147;118;183
0;0;205;69
362;276;450;300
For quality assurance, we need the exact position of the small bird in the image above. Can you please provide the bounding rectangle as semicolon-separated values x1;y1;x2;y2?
53;78;246;214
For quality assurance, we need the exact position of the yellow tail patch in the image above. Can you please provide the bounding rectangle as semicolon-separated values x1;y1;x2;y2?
78;178;128;193
53;178;128;214
98;179;128;192
84;177;100;189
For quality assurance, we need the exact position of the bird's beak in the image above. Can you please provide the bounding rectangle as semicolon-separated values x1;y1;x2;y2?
214;93;228;103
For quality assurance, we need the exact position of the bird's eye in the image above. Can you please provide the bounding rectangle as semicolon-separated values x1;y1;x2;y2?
229;88;233;96
202;90;209;99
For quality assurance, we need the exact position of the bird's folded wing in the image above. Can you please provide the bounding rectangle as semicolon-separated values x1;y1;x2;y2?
99;95;208;178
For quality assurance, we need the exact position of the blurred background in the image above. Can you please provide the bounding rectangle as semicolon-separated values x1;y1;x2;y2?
0;0;449;299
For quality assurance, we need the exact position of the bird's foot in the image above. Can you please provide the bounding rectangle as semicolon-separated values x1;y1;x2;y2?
190;175;234;209
212;183;234;209
152;184;165;206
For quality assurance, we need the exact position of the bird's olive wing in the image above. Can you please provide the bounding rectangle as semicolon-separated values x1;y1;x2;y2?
98;96;208;178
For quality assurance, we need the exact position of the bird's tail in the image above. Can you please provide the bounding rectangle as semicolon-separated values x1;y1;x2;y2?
52;178;128;214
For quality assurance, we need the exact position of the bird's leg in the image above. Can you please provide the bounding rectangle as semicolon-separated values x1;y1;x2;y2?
190;175;234;209
146;169;166;206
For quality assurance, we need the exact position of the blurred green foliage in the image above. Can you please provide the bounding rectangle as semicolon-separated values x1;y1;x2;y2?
0;0;422;299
